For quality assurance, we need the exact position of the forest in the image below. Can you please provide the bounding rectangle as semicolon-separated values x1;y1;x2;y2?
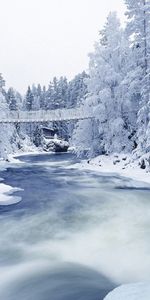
0;0;149;169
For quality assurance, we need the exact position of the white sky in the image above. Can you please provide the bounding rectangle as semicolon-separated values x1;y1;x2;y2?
0;0;126;93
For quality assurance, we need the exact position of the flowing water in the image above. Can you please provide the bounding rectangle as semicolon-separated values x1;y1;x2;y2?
0;152;150;300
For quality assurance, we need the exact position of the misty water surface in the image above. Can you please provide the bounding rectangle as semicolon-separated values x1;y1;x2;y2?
0;153;150;300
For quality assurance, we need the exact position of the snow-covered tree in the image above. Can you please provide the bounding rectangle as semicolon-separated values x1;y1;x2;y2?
7;87;17;110
39;86;47;109
73;12;135;156
125;0;150;153
56;76;68;108
25;86;34;111
0;76;20;158
0;73;5;91
67;72;88;108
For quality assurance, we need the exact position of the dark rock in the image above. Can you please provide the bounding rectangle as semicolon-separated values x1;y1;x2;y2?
140;159;146;169
113;159;120;165
122;157;127;161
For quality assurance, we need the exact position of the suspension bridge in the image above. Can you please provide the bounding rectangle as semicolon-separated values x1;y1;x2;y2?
0;107;94;123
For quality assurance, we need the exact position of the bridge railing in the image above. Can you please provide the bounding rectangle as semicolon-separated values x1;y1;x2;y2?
0;107;94;123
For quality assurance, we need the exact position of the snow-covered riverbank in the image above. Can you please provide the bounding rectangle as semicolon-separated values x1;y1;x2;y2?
0;147;67;206
0;152;28;205
12;150;150;185
74;153;150;185
104;282;150;300
0;161;22;205
0;183;22;205
0;150;149;206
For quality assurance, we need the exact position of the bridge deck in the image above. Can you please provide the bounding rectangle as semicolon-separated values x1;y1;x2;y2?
0;108;94;123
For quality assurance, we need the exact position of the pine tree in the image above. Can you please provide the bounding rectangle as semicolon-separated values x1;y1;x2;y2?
7;88;17;110
25;86;34;111
125;0;150;153
67;72;88;108
0;73;5;91
40;86;47;109
57;76;68;108
31;84;42;110
0;75;20;158
46;81;55;109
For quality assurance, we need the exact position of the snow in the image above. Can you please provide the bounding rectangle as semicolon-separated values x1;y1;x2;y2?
8;149;150;186
0;159;23;206
43;137;69;152
0;144;41;205
73;153;150;185
0;183;22;206
44;137;69;148
104;282;150;300
8;149;44;163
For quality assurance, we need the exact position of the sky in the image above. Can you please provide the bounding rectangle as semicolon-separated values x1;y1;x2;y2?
0;0;126;93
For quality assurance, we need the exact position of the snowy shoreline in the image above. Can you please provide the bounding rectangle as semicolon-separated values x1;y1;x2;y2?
0;148;62;206
103;282;150;300
9;150;150;185
0;179;22;206
73;153;150;185
0;153;26;206
0;150;149;205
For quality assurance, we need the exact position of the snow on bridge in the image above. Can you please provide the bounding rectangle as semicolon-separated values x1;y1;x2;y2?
0;107;94;123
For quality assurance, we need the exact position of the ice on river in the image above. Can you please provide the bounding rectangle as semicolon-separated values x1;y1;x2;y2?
0;182;22;205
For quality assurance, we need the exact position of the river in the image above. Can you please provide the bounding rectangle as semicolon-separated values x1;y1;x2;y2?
0;152;150;300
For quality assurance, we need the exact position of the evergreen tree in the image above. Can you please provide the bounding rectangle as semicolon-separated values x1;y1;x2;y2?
67;72;88;108
73;12;134;156
0;73;5;91
40;86;47;109
31;84;42;110
125;0;150;153
57;76;68;108
25;86;34;111
0;74;20;158
46;81;55;109
7;88;17;110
